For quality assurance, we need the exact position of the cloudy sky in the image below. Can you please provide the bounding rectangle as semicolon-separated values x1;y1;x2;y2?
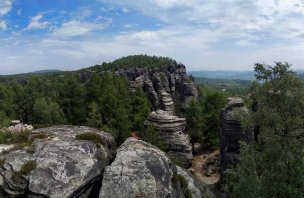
0;0;304;74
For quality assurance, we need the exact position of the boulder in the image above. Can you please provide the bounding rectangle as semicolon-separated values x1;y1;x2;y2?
145;110;192;168
4;121;34;133
100;138;211;198
0;126;115;198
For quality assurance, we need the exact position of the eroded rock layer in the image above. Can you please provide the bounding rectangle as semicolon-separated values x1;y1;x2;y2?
81;64;198;114
220;97;253;173
145;110;193;167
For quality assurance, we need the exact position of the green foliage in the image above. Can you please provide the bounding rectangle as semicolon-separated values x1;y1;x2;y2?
171;173;192;198
195;77;251;97
0;130;31;144
33;97;66;127
185;87;226;149
129;89;151;132
19;160;37;175
141;125;165;150
75;132;105;148
86;102;103;128
225;62;304;197
12;160;37;183
84;55;177;72
186;99;204;149
0;69;151;145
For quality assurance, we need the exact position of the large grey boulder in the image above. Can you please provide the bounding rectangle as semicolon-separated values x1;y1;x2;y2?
100;138;211;198
0;126;115;198
145;110;193;168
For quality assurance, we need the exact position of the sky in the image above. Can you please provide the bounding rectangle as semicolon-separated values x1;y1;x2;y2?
0;0;304;74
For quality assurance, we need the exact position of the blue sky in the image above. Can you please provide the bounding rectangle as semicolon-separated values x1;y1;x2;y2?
0;0;304;74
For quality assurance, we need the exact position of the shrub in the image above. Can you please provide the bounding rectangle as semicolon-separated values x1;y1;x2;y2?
141;125;165;151
171;172;192;198
75;132;105;148
12;160;37;183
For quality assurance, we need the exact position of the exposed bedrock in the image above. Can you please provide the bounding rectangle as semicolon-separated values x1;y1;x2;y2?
220;97;253;173
145;110;193;168
100;138;212;198
82;64;198;114
0;126;115;198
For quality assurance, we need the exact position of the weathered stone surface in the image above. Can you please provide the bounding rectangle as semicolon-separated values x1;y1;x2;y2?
100;138;211;198
220;97;253;173
145;110;192;167
176;166;214;198
0;126;115;198
80;63;198;114
160;91;175;115
0;145;13;153
2;121;34;133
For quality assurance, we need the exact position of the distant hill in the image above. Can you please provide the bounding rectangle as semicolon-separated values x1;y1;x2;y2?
190;69;304;81
189;70;255;80
30;69;63;74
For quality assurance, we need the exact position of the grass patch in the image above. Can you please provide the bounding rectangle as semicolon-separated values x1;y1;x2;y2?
12;160;37;183
0;130;31;144
75;132;105;148
30;133;47;141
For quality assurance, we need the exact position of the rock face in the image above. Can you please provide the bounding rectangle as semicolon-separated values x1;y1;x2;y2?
220;97;253;173
82;64;198;115
100;138;210;198
145;110;193;168
0;126;115;198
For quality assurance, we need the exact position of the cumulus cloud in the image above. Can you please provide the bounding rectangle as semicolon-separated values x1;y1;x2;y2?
25;13;50;30
0;0;13;16
0;20;7;30
0;0;14;31
51;17;112;38
1;0;304;74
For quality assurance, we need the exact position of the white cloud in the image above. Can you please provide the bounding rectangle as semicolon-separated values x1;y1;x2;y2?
1;0;304;74
25;14;50;30
0;20;7;30
0;0;13;16
0;0;14;31
51;17;112;38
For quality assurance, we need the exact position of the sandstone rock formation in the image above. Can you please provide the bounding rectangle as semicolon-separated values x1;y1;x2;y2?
220;97;253;173
145;110;193;167
82;64;198;115
0;126;115;198
100;138;211;198
2;120;34;133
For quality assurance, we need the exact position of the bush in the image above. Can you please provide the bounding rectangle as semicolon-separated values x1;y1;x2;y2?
141;125;165;151
75;132;105;148
171;172;192;198
12;160;37;183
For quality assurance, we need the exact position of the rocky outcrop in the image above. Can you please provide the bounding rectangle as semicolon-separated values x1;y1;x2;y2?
84;64;198;115
100;138;211;198
220;97;253;173
176;166;213;198
2;120;33;133
145;110;192;168
0;126;115;198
